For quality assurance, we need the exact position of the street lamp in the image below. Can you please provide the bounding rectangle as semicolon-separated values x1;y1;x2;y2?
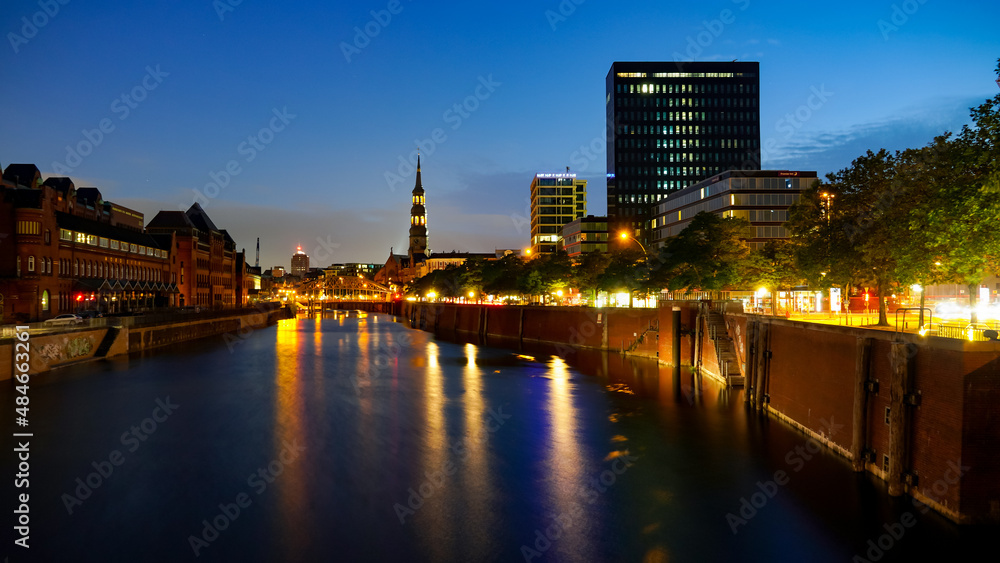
820;192;835;224
911;283;926;332
618;232;647;255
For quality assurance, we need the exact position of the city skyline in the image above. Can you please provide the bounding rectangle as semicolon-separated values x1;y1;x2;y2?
1;0;998;268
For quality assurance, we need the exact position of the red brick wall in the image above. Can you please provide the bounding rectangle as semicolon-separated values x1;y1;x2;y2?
657;302;697;366
762;321;858;452
485;306;521;340
960;348;1000;521
605;308;658;356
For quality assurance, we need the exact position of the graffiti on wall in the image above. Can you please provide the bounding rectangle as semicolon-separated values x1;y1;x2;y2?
36;335;94;365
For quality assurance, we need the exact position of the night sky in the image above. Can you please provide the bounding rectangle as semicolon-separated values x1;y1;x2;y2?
1;0;997;270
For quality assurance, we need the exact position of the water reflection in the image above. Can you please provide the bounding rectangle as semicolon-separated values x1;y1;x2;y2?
543;355;593;558
273;318;308;560
16;311;992;562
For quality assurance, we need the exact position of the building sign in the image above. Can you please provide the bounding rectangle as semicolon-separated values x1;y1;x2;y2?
830;287;842;313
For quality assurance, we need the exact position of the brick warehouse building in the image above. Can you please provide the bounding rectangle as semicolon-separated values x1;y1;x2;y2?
0;164;180;322
146;203;243;309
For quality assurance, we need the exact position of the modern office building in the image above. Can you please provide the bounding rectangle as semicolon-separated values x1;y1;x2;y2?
290;246;309;277
651;170;816;250
606;61;761;245
561;215;608;257
529;172;587;255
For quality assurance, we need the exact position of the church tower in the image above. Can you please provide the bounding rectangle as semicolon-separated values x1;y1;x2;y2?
408;154;428;260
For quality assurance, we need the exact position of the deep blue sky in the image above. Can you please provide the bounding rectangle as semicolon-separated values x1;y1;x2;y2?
2;0;998;269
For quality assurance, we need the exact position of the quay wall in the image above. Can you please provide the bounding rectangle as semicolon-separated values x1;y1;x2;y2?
395;301;1000;524
2;306;291;381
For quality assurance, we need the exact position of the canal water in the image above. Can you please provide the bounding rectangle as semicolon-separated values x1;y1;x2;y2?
2;311;992;562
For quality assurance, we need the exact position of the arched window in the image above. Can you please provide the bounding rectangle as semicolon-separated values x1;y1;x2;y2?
41;290;49;312
74;259;79;276
28;256;35;272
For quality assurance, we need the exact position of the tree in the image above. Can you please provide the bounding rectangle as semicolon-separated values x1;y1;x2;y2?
740;240;802;315
656;212;752;296
821;148;909;326
920;65;1000;322
597;249;645;307
571;251;611;304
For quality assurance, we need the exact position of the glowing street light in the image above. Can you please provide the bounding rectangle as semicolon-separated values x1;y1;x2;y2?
911;283;926;330
618;232;647;255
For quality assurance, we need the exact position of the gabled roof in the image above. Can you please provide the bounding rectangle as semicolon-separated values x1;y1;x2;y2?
2;164;41;188
185;202;219;232
76;187;103;206
147;210;196;230
42;177;75;196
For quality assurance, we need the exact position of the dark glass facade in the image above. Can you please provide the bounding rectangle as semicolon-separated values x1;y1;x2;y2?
606;61;761;244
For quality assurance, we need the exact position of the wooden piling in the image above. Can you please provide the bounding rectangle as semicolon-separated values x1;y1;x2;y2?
888;340;912;496
745;321;758;405
754;323;769;411
851;337;873;472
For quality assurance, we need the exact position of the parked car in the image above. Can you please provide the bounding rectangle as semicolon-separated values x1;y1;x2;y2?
43;314;83;325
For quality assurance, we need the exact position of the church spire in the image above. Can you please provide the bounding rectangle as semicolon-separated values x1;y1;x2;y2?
413;152;424;195
408;152;427;260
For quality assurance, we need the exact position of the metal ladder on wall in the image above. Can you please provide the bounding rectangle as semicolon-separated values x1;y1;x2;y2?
707;309;744;387
623;321;659;354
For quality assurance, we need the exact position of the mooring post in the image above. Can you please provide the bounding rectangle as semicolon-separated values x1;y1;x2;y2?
672;306;682;369
745;320;757;405
888;340;912;496
851;336;873;472
693;306;702;370
754;323;769;411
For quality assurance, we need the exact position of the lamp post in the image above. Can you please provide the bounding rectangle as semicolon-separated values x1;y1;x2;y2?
618;232;648;308
820;192;835;225
911;283;925;332
619;232;647;256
